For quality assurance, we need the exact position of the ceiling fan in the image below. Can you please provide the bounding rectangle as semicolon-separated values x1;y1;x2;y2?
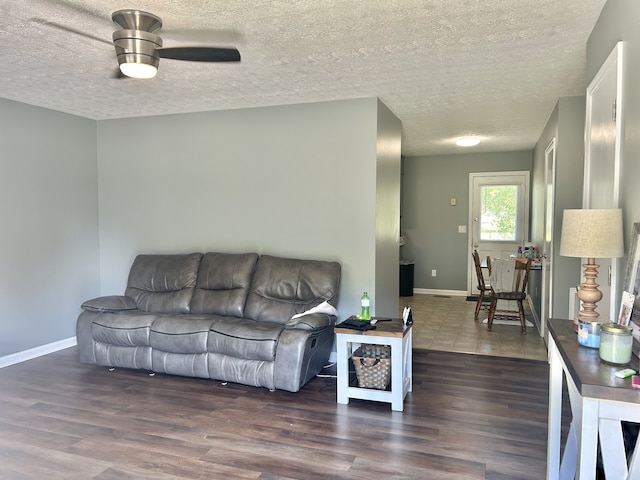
33;9;241;79
111;9;240;79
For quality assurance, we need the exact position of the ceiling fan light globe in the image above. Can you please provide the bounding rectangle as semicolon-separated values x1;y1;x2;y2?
120;62;158;79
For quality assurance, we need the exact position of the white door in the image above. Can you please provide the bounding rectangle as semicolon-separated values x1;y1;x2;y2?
540;139;556;339
584;42;623;321
468;171;530;294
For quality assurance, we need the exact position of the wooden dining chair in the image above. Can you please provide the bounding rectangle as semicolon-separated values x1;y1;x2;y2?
487;257;532;334
472;250;491;320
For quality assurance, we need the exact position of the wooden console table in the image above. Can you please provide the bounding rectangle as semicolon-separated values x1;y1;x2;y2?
335;319;412;411
547;318;640;479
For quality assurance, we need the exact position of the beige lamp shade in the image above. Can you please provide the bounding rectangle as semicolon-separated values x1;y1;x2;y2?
559;209;624;259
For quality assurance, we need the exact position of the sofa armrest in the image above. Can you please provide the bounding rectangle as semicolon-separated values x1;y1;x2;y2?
285;313;335;331
81;295;138;313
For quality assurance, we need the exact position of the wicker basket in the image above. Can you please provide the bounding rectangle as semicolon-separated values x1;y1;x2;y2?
352;344;391;390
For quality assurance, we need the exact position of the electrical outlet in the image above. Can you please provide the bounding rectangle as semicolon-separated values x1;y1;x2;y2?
431;269;437;277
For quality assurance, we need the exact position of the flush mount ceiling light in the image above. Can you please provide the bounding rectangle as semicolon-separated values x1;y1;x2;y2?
456;136;480;147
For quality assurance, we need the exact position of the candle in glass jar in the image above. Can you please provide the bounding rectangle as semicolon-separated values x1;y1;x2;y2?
599;322;633;365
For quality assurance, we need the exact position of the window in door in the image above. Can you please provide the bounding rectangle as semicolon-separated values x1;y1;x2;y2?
479;184;519;241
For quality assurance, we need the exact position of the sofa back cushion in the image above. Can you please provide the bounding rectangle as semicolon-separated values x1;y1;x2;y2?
125;253;203;313
244;255;341;324
190;252;259;317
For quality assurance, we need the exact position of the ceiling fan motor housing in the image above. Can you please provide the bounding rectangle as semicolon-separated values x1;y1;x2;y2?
112;9;162;33
113;29;163;71
112;10;163;77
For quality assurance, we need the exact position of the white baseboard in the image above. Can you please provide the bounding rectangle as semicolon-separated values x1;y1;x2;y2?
411;288;467;297
527;295;543;338
0;337;77;368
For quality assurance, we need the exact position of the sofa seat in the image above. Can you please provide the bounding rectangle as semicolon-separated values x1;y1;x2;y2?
92;311;156;347
150;315;216;354
150;315;220;379
89;311;156;371
208;318;284;362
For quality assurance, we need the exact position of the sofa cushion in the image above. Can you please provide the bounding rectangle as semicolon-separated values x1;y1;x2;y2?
244;255;341;324
190;252;258;317
91;312;156;346
125;253;203;313
208;318;284;362
149;316;216;354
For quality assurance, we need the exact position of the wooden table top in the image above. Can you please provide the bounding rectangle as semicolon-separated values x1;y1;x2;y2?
549;318;640;403
335;318;411;339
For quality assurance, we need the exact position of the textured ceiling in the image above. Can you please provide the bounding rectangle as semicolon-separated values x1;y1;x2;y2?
0;0;606;156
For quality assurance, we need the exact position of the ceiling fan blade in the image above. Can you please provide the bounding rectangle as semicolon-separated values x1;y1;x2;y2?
162;28;244;45
157;47;241;62
44;0;107;22
30;17;112;46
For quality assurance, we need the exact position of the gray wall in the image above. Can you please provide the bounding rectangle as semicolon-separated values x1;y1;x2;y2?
96;98;401;321
375;99;403;316
587;0;640;295
531;96;586;321
0;98;100;357
401;151;532;292
0;96;399;361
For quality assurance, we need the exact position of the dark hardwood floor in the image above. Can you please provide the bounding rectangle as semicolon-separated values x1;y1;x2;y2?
0;347;551;479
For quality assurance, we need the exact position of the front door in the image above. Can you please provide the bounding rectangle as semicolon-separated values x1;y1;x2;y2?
468;171;530;294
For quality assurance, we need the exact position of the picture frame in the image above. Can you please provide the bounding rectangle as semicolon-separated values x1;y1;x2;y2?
618;291;634;326
623;223;640;335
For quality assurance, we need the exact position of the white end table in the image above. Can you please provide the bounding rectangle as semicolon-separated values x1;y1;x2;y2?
335;319;412;411
547;318;640;480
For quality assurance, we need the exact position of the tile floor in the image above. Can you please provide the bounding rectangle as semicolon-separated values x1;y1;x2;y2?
400;293;548;361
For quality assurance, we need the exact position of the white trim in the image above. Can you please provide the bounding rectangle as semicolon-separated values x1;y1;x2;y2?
0;337;77;368
527;295;543;343
583;41;625;320
569;287;579;320
541;138;556;340
413;288;467;297
583;41;624;208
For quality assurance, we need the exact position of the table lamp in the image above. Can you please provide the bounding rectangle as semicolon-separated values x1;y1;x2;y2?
559;208;624;321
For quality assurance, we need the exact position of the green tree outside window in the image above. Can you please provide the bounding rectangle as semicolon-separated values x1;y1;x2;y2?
480;185;518;241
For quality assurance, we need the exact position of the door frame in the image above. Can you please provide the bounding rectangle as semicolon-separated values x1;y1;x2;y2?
583;41;624;320
540;138;556;339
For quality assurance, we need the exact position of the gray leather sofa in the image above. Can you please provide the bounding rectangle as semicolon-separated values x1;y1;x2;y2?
76;252;341;392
